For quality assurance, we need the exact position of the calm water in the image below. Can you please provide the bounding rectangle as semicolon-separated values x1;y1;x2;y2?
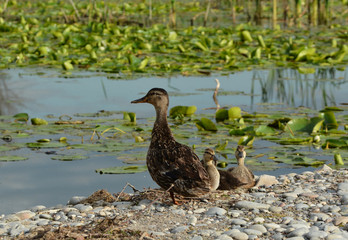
0;67;347;215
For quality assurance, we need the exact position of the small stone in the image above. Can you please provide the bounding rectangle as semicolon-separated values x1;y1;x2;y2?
170;226;188;234
310;212;330;221
75;204;93;212
287;227;309;237
229;231;248;240
254;174;279;187
30;205;46;212
191;236;203;240
215;234;233;240
188;216;197;226
243;228;263;236
235;201;270;210
68;196;86;205
253;217;264;223
269;206;282;213
194;208;206;214
206;207;227;216
15;210;35;220
305;229;328;239
231;218;247;225
334;216;348;226
264;223;280;229
39;213;52;219
295;203;309;210
228;210;242;217
249;224;267;233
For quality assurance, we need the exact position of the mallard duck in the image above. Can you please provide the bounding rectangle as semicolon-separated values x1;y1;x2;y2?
218;145;255;190
201;148;220;191
131;88;210;204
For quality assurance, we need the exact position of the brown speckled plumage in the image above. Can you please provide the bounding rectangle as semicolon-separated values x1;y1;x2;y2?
131;88;210;202
218;145;255;190
201;148;220;191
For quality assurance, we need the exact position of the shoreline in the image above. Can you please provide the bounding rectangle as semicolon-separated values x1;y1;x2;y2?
1;165;348;239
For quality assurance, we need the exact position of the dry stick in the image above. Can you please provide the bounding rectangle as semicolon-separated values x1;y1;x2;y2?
213;78;220;111
115;182;140;202
204;0;212;27
68;0;81;21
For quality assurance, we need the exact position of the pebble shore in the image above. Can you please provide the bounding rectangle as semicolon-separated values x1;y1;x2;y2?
1;165;348;240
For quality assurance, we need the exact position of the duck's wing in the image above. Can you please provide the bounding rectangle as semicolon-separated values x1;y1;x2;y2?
147;142;210;197
218;170;246;190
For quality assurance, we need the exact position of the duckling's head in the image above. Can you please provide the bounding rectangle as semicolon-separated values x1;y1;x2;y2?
131;88;169;109
235;145;246;164
203;148;218;165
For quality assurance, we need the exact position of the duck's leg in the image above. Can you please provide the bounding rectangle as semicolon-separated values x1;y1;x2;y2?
170;191;180;205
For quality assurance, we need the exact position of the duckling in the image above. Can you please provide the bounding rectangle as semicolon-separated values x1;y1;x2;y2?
218;145;255;190
131;88;211;204
202;148;220;191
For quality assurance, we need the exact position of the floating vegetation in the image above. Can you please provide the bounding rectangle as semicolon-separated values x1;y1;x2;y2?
1;102;346;173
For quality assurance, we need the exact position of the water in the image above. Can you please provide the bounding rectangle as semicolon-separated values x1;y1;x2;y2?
0;67;347;215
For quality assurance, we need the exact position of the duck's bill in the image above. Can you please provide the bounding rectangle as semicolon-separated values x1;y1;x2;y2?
213;155;218;165
131;96;147;103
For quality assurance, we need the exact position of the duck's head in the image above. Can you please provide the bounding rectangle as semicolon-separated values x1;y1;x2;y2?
131;88;169;109
203;148;218;165
235;145;246;162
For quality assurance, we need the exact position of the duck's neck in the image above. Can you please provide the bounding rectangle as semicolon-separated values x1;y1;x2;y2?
237;158;245;166
150;105;175;147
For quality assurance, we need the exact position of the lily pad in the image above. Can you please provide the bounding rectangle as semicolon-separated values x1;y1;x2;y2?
170;106;197;118
196;118;217;131
215;109;228;122
0;156;28;162
228;107;242;119
51;155;88;161
95;165;148;174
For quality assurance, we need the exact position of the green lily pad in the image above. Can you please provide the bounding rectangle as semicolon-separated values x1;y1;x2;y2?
255;125;277;136
228;107;242;119
215;109;228;122
26;142;67;148
95;165;148;174
31;118;48;125
51;155;88;161
123;112;136;123
13;113;29;122
0;155;28;162
170;106;197;118
238;136;255;146
196;118;217;131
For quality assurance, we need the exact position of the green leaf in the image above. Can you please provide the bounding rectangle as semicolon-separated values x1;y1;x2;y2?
196;118;217;131
238;135;254;146
334;153;344;165
95;165;148;174
62;60;74;70
255;125;277;136
228;107;242;119
13;113;29;122
240;30;253;42
0;155;28;162
123;112;136;122
26;142;67;148
31;118;48;125
215;109;228;122
322;111;338;130
169;106;196;118
51;155;88;161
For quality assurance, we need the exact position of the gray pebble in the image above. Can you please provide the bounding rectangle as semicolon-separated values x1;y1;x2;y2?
243;228;263;236
68;196;86;205
170;226;188;234
231;218;247;225
206;207;227;216
229;231;248;240
287;227;309;237
235;201;270;210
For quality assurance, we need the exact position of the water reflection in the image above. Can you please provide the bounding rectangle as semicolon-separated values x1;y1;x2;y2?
0;67;347;118
250;67;347;109
0;71;22;115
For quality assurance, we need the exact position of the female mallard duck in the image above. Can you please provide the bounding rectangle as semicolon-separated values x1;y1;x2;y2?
131;88;211;204
202;148;220;191
218;145;255;190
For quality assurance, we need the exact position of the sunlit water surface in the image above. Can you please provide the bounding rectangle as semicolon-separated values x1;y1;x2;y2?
0;67;347;215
